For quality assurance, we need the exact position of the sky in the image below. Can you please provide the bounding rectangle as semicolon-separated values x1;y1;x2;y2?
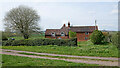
0;0;119;31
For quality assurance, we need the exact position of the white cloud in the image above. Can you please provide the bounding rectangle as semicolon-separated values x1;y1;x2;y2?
101;24;115;27
61;20;69;24
0;0;119;2
114;4;118;8
110;4;118;14
111;9;118;14
88;11;96;14
0;2;118;31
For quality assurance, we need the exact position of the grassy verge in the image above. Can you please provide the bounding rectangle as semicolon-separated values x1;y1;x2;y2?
2;43;118;57
2;54;99;66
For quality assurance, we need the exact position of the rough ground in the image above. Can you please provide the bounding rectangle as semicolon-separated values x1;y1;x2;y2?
0;49;119;66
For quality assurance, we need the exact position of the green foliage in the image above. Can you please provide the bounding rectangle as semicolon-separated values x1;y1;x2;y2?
111;33;119;48
90;30;105;44
2;38;77;46
69;31;76;38
4;5;40;39
2;34;8;41
77;40;93;46
103;35;110;43
2;42;118;57
0;31;2;40
102;32;112;43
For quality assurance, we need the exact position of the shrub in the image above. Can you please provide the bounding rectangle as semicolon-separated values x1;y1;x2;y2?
90;30;105;44
2;34;8;41
69;31;76;38
103;32;112;43
2;38;77;46
111;33;119;48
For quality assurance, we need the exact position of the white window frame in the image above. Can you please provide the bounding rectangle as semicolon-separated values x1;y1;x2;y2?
51;32;55;37
61;32;65;36
85;32;89;35
85;37;88;40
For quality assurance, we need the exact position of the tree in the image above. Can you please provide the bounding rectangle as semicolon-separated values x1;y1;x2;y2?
90;30;105;44
2;32;8;41
4;5;40;39
111;33;119;48
69;30;76;38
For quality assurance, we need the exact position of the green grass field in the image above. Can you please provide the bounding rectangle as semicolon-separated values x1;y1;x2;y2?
2;42;118;57
1;32;119;66
2;54;99;66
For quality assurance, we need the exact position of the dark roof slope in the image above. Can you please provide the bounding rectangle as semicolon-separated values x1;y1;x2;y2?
70;26;98;32
45;27;69;35
45;26;98;35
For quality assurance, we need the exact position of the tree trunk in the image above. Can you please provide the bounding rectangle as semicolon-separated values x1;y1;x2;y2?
23;34;29;39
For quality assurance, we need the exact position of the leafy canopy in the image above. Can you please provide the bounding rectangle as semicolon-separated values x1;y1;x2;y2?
4;5;40;39
69;30;76;38
90;30;105;44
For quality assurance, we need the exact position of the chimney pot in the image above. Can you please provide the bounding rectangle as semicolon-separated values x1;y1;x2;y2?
63;24;66;27
68;21;70;27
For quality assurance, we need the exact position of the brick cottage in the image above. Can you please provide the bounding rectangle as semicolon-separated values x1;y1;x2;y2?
45;22;98;41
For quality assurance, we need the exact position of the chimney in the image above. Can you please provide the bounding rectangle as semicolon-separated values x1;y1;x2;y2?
68;21;70;27
63;24;66;27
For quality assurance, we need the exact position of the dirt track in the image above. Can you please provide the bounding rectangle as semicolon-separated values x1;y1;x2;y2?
0;49;119;66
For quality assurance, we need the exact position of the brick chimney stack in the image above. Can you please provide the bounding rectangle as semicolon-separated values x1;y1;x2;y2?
63;24;66;27
68;21;70;27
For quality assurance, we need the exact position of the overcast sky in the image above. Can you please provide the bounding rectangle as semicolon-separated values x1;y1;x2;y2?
0;0;119;31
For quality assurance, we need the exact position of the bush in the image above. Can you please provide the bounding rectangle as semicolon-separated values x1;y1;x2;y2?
111;33;119;48
69;31;76;38
2;38;77;46
90;30;105;44
103;32;112;43
2;34;8;41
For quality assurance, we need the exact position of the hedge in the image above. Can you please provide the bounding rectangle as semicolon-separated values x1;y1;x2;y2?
111;33;119;48
2;34;8;41
2;38;77;46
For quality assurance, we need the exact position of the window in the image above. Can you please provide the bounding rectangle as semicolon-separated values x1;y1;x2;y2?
51;32;55;37
85;37;88;40
61;32;65;36
85;32;89;35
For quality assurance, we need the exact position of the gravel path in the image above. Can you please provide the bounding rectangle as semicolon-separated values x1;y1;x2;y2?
1;49;118;61
0;51;118;66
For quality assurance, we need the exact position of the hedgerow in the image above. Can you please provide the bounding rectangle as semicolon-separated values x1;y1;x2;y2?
111;33;119;49
2;38;77;46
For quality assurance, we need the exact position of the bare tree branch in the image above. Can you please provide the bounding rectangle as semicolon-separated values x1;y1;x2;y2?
4;5;40;39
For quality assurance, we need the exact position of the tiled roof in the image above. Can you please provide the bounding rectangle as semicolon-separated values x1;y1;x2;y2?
70;26;98;32
45;27;69;35
45;25;98;35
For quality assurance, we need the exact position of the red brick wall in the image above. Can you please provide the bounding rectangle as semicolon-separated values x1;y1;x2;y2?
76;32;92;41
45;35;69;39
45;32;92;41
45;36;56;39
